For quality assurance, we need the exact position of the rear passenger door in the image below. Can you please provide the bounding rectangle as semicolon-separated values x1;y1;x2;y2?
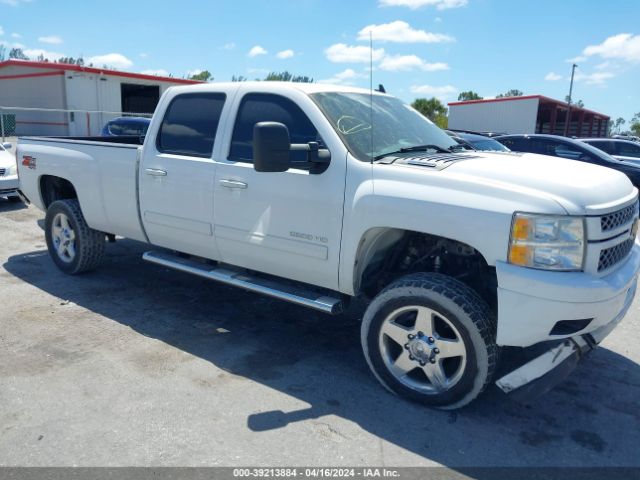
139;91;228;259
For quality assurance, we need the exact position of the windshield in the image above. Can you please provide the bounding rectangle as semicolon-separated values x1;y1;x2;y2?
310;92;458;161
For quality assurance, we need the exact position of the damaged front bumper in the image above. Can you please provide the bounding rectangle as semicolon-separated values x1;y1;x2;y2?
495;282;635;399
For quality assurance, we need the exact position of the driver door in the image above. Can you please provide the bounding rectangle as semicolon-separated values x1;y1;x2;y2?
212;92;346;290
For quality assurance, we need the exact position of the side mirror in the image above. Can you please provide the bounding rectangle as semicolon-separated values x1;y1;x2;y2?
253;122;291;173
2;142;12;150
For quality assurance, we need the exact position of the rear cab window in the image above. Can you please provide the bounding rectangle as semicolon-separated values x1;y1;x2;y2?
157;93;226;158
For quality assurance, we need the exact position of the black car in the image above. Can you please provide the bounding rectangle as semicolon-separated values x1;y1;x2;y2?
496;134;640;188
448;131;510;152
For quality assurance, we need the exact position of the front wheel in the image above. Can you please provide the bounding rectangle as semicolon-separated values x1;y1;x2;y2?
361;272;498;409
44;199;105;274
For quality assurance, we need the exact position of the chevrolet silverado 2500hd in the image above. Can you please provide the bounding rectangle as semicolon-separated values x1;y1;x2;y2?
17;82;640;409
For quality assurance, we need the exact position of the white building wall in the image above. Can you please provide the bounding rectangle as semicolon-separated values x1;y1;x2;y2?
448;97;540;134
0;65;68;136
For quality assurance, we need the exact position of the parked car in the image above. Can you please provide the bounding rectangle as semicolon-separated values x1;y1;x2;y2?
612;134;640;143
101;117;151;137
17;83;640;409
579;138;640;163
447;131;510;152
496;134;640;188
0;142;21;202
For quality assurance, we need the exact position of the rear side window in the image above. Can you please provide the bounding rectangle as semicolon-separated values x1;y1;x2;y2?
616;142;640;158
157;93;226;158
229;93;321;164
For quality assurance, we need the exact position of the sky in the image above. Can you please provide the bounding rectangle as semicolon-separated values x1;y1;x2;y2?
1;0;639;124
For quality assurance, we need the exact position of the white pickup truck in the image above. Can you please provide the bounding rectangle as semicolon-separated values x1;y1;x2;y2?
17;82;640;409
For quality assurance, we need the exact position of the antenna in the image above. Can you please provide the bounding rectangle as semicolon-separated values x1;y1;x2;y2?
370;31;374;164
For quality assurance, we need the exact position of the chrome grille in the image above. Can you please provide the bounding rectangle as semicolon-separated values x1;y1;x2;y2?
601;203;637;232
0;168;5;176
598;237;635;272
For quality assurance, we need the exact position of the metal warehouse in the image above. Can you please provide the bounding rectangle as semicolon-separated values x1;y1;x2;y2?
448;95;610;138
0;60;199;137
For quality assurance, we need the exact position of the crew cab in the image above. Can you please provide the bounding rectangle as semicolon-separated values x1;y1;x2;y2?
17;82;640;408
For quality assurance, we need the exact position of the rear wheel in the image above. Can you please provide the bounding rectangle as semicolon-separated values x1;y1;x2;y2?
45;199;105;274
361;272;498;409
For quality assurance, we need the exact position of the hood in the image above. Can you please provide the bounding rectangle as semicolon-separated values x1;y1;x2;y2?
377;151;637;215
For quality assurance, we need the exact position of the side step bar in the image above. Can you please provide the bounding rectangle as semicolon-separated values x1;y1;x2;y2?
142;250;343;315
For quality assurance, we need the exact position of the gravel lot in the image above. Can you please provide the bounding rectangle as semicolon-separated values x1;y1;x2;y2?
1;195;639;467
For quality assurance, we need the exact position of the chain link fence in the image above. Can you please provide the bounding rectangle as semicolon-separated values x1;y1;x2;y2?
0;106;153;142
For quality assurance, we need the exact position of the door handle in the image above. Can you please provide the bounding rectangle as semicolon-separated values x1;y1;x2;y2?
219;179;248;189
145;168;167;177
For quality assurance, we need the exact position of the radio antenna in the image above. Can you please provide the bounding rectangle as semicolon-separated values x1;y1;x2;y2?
370;30;374;164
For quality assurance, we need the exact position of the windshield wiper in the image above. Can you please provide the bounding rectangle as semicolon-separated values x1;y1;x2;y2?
374;144;450;161
448;144;471;152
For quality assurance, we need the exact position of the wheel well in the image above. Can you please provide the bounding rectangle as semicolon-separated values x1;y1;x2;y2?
40;175;78;208
354;229;498;312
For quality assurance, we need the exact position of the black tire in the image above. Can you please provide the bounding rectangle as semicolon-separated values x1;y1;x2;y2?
361;272;498;409
44;199;105;274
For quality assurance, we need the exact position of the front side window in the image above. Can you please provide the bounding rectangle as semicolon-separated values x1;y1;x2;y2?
311;92;457;161
587;140;615;155
497;137;528;152
229;93;321;165
157;93;226;158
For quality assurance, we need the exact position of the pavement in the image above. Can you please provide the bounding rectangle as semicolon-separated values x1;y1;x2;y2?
0;199;639;468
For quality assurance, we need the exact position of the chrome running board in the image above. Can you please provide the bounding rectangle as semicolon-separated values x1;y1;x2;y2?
142;250;343;314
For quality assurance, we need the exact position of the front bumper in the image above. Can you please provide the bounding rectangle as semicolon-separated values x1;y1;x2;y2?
495;241;640;347
495;317;623;398
0;175;20;196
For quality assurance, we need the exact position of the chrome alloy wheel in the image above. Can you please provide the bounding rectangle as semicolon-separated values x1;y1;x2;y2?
51;213;76;263
378;305;467;394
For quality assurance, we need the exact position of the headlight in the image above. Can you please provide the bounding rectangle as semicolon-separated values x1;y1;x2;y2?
508;213;585;271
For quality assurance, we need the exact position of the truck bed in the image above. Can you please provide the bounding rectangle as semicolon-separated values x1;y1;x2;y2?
17;135;147;242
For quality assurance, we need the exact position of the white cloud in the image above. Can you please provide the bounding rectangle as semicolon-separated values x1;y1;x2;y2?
87;53;133;69
434;17;443;22
379;54;449;72
11;32;21;38
325;43;385;63
318;68;366;85
222;42;235;50
358;21;453;43
38;35;63;45
574;71;615;86
0;26;4;36
248;45;267;57
139;52;148;58
544;72;562;81
23;48;65;61
595;61;611;70
276;49;295;59
566;55;587;64
0;0;33;6
379;0;467;10
583;33;640;63
410;84;458;101
140;69;169;77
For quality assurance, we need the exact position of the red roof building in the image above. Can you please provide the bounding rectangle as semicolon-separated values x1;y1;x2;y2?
0;60;200;136
448;95;610;138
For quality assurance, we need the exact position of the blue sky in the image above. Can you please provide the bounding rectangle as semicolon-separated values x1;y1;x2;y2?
1;0;639;124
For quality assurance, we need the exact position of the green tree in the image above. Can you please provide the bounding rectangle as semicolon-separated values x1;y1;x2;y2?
613;117;626;134
189;70;214;82
412;97;448;128
0;45;6;61
9;47;28;60
264;71;313;83
565;95;584;108
496;89;523;98
231;75;247;82
630;112;640;136
457;91;482;101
